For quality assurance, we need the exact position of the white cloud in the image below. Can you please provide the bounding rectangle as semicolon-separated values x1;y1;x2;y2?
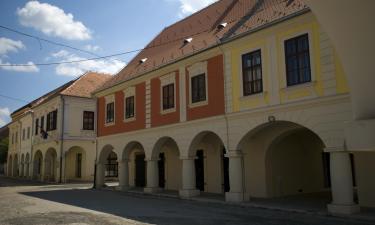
0;38;25;55
170;0;218;17
51;50;125;76
0;59;39;73
17;1;91;40
84;44;100;52
0;107;10;127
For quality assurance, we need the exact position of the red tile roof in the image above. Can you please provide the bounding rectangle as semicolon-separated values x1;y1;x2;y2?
98;0;308;92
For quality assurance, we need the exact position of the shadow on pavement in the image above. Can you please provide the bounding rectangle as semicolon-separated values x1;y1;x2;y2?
0;176;48;187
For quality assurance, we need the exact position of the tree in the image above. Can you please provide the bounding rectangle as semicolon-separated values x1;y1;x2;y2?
0;137;9;164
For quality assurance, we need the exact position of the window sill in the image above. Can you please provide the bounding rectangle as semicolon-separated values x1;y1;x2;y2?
189;100;208;108
281;81;316;92
240;91;267;101
123;116;136;123
104;122;115;127
160;107;176;115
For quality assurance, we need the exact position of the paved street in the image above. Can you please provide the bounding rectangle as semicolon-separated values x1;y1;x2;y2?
0;176;373;225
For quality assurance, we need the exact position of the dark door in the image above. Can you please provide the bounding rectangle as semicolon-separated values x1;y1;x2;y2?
158;153;165;188
135;154;146;187
195;150;204;191
222;148;230;192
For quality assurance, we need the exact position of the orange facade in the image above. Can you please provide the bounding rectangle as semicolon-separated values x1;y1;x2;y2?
97;55;225;137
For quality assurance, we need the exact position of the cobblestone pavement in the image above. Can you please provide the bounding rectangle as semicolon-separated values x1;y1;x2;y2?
0;176;373;225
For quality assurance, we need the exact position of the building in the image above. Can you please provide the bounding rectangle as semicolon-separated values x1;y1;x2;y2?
7;72;110;182
93;0;374;215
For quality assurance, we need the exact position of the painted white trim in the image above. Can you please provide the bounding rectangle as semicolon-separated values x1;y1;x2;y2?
104;94;115;126
159;72;177;115
187;61;208;108
238;46;266;98
123;86;136;122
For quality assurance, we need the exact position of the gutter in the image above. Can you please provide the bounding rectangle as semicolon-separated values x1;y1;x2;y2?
92;8;310;96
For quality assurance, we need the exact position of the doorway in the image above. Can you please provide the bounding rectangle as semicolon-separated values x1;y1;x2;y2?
135;153;146;187
195;150;204;191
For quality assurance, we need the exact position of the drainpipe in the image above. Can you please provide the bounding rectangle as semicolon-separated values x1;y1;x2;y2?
59;95;65;183
30;110;34;179
93;96;98;189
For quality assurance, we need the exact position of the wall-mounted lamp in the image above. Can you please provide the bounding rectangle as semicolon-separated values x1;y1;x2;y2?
268;115;276;122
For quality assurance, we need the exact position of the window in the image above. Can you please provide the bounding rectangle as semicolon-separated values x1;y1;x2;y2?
76;153;82;178
105;152;118;177
242;50;263;95
125;96;135;119
82;111;94;130
40;116;44;131
15;132;18;143
162;83;174;110
106;102;115;123
11;133;14;144
22;128;25;140
27;127;30;139
35;118;39;135
285;34;311;86
46;110;57;131
191;74;206;103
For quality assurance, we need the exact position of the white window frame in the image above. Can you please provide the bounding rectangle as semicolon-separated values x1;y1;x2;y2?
104;94;115;126
123;86;136;122
187;61;208;108
159;72;176;115
238;46;267;100
280;30;316;91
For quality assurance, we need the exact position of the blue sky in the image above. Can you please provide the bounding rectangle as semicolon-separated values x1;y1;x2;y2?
0;0;217;126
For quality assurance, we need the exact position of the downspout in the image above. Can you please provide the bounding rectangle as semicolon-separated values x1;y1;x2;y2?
59;95;65;183
30;110;34;179
216;36;245;201
93;96;98;189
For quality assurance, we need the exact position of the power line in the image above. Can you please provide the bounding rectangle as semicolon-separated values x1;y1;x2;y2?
0;14;243;68
0;94;28;103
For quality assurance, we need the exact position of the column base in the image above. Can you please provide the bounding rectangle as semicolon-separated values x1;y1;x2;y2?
116;185;130;191
144;187;161;193
179;189;200;198
225;192;244;202
327;203;360;215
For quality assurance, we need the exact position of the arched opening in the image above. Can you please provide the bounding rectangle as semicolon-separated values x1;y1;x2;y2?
123;141;146;189
7;155;12;177
97;145;118;188
13;154;18;177
33;150;43;180
237;121;332;206
65;146;86;182
21;154;25;177
151;137;182;191
25;153;30;178
188;131;228;194
44;148;58;182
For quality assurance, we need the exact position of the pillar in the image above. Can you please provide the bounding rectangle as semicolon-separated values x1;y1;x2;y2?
95;162;105;188
327;151;360;214
144;159;159;193
179;157;200;198
117;159;129;191
225;150;244;202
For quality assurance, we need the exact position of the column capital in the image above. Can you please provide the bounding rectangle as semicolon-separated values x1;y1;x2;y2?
179;156;196;160
225;150;242;158
324;146;347;153
118;158;129;163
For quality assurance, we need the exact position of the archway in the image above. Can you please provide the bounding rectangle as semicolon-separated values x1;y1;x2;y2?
33;150;43;180
20;154;25;177
122;141;146;189
237;121;332;205
25;153;30;178
13;154;18;177
7;155;12;177
65;146;86;182
44;148;58;182
188;131;228;194
96;145;118;188
151;137;181;191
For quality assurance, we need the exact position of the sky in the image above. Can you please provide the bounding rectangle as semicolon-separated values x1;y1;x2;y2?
0;0;217;126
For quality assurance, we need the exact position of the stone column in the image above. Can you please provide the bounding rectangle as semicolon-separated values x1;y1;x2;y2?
144;159;159;193
225;150;244;202
95;162;105;188
117;159;129;191
327;151;360;214
179;156;200;198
